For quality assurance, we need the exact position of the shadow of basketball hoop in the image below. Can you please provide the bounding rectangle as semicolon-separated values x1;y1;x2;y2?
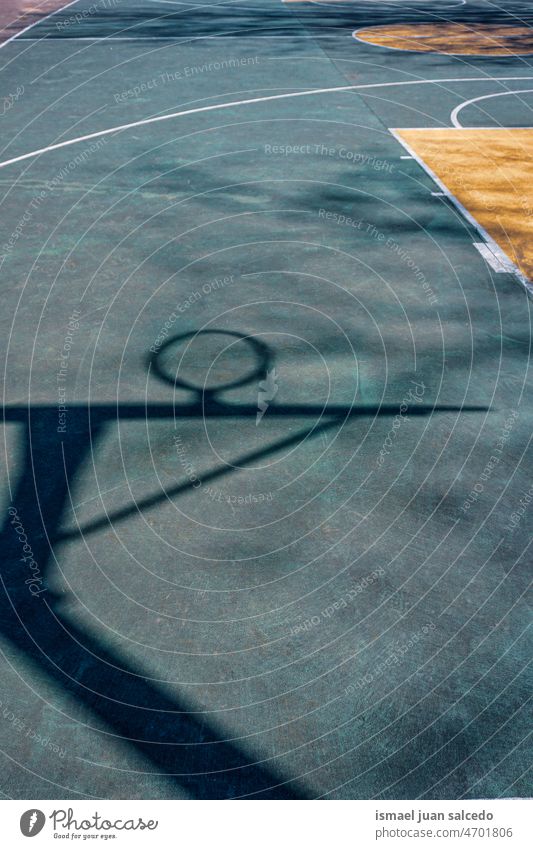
0;329;488;798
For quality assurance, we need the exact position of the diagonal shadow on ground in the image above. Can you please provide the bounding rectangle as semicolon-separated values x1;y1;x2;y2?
1;331;488;798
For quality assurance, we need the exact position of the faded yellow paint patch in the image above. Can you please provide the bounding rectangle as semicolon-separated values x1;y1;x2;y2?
356;23;533;55
397;128;533;281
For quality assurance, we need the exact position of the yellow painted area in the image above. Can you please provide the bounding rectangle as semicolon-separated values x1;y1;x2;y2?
356;23;533;55
397;129;533;281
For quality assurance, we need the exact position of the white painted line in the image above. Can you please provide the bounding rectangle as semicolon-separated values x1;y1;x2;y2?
473;242;517;274
0;0;83;50
431;191;447;196
390;127;533;298
451;89;533;127
5;35;339;41
12;37;195;42
400;155;413;159
145;0;259;6
0;0;320;53
289;0;466;4
146;0;228;6
390;125;533;130
1;76;533;171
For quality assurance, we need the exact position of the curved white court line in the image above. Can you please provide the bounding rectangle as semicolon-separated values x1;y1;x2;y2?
451;88;533;126
0;0;83;49
2;75;533;170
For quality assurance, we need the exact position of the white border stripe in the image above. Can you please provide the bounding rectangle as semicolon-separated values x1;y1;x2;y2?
0;0;83;49
390;127;533;297
474;242;517;274
2;76;533;170
451;89;533;127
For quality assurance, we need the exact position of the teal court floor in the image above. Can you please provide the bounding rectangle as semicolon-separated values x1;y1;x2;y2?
0;0;531;799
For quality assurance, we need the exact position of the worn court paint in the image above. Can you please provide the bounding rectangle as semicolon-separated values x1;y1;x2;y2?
355;23;533;56
1;0;532;802
396;128;533;283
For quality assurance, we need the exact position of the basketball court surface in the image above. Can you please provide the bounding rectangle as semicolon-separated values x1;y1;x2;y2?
0;0;531;799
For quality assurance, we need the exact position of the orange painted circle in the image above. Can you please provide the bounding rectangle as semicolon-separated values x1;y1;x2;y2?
355;23;533;56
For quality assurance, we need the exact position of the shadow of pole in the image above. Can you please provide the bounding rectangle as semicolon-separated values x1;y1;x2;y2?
1;331;489;798
2;406;303;798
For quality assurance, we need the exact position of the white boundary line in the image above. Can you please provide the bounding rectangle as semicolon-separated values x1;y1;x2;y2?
1;35;328;41
2;76;533;170
390;127;533;298
286;0;466;5
0;0;83;49
473;241;518;274
396;125;533;130
451;89;533;127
